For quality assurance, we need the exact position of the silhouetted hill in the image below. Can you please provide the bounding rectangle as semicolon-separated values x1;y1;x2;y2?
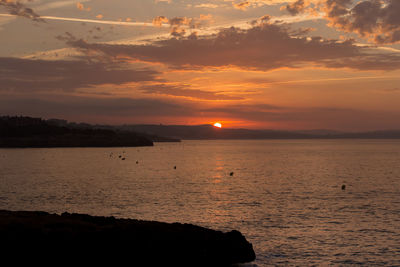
46;118;180;142
0;116;154;148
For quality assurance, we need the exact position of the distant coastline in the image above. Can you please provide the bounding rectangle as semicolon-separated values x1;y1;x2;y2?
110;124;400;140
2;116;400;149
0;116;178;148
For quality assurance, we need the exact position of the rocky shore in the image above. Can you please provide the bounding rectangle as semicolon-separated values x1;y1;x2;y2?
0;210;256;266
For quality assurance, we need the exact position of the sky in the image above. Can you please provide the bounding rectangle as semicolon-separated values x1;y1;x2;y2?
1;0;400;131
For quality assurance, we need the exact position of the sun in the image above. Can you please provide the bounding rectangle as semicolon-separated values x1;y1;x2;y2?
213;122;222;128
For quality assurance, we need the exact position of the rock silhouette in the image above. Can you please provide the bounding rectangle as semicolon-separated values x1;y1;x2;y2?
0;210;255;266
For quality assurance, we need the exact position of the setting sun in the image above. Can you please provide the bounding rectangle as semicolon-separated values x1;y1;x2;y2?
213;122;222;128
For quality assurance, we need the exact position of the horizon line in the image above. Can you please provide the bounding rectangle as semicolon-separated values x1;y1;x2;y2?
3;115;400;133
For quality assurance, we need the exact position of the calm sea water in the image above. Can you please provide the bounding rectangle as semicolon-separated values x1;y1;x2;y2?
1;140;400;266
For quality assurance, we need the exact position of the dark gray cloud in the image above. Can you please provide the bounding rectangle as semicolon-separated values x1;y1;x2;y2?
329;0;400;44
288;0;400;44
65;20;400;71
0;0;43;22
282;0;306;16
140;83;244;100
0;57;160;92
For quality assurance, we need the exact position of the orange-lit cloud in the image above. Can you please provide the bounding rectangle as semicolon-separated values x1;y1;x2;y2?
199;14;213;21
233;1;251;11
139;83;244;100
76;2;91;12
195;3;219;9
155;0;172;3
152;15;169;26
152;14;213;37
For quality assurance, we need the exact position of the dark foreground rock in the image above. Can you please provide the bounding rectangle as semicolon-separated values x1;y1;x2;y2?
0;210;256;266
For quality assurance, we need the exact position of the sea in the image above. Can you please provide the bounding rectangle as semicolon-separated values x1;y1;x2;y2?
1;140;400;266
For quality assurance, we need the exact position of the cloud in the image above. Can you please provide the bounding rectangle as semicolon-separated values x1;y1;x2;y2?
0;0;43;22
195;3;219;9
152;15;213;37
281;0;307;15
229;0;311;10
139;83;244;100
35;0;91;11
199;14;213;21
76;2;91;12
284;0;400;44
155;0;172;3
152;16;169;27
14;14;162;27
324;0;400;44
64;20;400;71
233;1;251;10
168;16;195;37
0;57;160;92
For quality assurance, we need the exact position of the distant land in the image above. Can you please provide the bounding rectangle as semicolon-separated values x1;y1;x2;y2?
111;124;400;140
0;116;178;148
2;116;400;148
